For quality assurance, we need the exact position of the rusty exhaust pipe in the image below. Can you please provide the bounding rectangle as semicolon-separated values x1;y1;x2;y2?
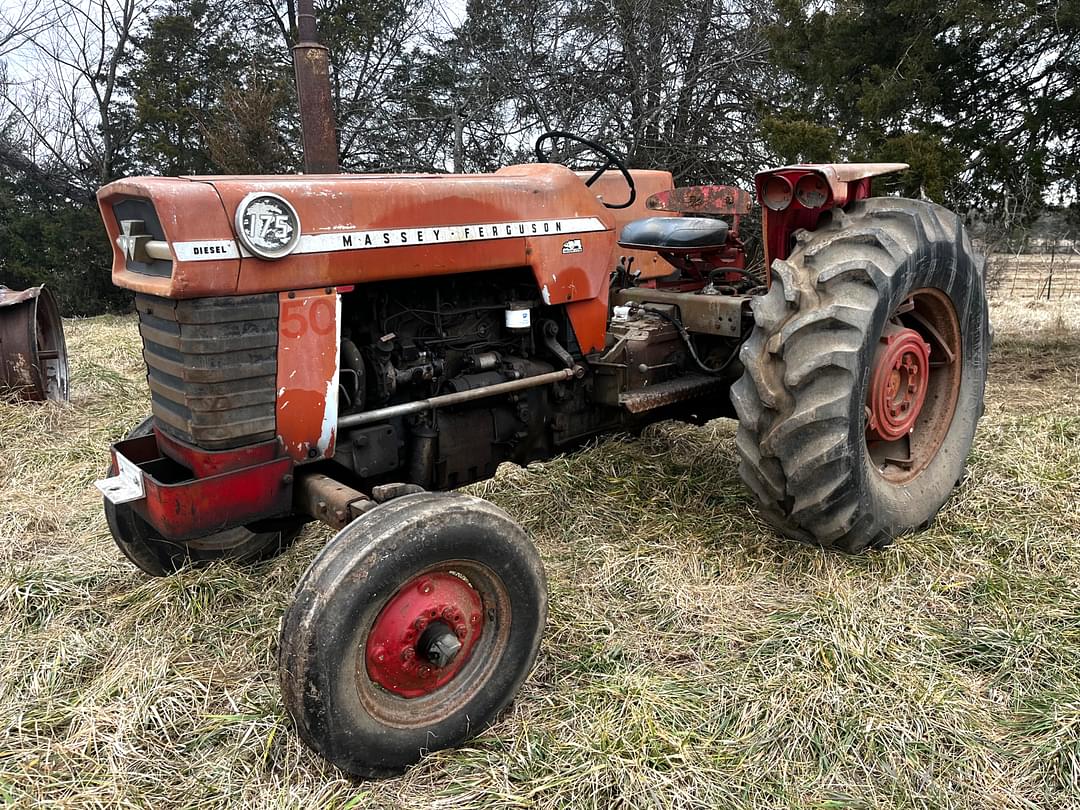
293;0;339;174
0;285;69;402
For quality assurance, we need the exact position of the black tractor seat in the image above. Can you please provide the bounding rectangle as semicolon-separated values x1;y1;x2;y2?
618;216;730;252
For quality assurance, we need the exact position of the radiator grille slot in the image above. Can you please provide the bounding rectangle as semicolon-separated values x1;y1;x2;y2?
136;293;278;450
113;198;173;277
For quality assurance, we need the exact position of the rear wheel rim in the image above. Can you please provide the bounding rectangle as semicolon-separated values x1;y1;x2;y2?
866;287;963;483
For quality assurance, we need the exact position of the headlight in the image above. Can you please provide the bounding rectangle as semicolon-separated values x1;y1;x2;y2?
761;174;794;211
235;192;302;259
795;173;831;209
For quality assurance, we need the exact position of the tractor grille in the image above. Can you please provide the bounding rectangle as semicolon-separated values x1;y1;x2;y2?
136;293;278;450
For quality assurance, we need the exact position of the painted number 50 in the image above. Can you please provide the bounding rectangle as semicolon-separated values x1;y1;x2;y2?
281;297;336;339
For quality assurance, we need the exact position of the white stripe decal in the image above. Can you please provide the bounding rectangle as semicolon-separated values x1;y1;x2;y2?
172;239;241;261
172;217;608;262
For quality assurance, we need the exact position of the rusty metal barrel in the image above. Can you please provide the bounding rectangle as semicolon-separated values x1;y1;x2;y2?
0;285;69;402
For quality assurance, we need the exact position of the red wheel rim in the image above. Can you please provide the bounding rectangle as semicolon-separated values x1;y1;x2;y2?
365;571;485;698
866;324;931;442
866;287;963;483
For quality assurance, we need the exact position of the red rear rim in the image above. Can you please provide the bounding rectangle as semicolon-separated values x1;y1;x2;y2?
366;571;485;698
866;323;931;442
866;287;963;483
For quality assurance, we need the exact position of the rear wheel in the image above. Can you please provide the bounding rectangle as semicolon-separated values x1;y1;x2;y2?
278;492;547;777
732;198;990;552
104;417;303;576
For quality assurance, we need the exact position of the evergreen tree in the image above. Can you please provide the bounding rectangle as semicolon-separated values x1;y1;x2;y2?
764;0;1080;215
0;174;126;315
123;0;248;175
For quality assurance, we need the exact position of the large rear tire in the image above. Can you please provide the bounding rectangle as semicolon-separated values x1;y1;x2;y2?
278;492;547;777
104;417;303;576
732;198;990;552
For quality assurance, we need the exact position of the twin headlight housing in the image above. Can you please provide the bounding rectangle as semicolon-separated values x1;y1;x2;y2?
759;171;834;212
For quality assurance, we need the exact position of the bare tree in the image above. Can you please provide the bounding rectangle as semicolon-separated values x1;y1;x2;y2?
410;0;776;183
0;0;149;196
0;1;47;57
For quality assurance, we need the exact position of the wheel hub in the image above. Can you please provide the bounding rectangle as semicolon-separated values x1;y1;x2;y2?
418;621;463;668
365;572;484;698
866;323;931;442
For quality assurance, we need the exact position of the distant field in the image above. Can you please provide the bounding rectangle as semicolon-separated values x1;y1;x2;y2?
1;300;1078;809
988;253;1080;299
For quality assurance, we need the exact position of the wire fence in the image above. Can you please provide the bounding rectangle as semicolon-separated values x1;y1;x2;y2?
986;242;1080;300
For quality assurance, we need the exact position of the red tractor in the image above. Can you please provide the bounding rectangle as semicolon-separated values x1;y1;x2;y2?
95;131;989;776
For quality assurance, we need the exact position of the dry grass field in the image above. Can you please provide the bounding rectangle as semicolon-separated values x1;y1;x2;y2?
1;300;1078;809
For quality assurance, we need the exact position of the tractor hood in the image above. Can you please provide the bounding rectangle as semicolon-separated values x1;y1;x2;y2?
97;163;618;300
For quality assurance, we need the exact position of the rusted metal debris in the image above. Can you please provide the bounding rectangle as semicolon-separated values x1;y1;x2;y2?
0;285;69;402
618;374;730;414
646;185;754;215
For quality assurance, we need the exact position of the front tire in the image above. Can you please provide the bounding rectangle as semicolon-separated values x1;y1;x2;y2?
278;492;547;778
732;198;990;552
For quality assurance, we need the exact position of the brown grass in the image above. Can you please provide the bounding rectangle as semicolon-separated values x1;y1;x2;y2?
1;302;1078;809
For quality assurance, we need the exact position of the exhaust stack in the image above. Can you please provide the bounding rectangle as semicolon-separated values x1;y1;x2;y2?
293;0;339;174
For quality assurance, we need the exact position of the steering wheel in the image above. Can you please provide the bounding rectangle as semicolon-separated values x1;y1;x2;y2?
534;130;637;210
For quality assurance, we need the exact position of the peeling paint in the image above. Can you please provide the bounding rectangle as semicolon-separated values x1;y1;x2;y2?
275;289;341;463
316;295;342;454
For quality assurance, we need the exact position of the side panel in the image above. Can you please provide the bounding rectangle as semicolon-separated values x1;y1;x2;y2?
221;165;615;294
98;166;618;301
276;288;340;462
99;164;622;357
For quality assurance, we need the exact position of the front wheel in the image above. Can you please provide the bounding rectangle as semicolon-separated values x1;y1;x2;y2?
278;492;547;777
732;198;990;552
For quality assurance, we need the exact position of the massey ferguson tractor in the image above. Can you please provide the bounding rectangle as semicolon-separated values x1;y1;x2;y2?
95;131;989;776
